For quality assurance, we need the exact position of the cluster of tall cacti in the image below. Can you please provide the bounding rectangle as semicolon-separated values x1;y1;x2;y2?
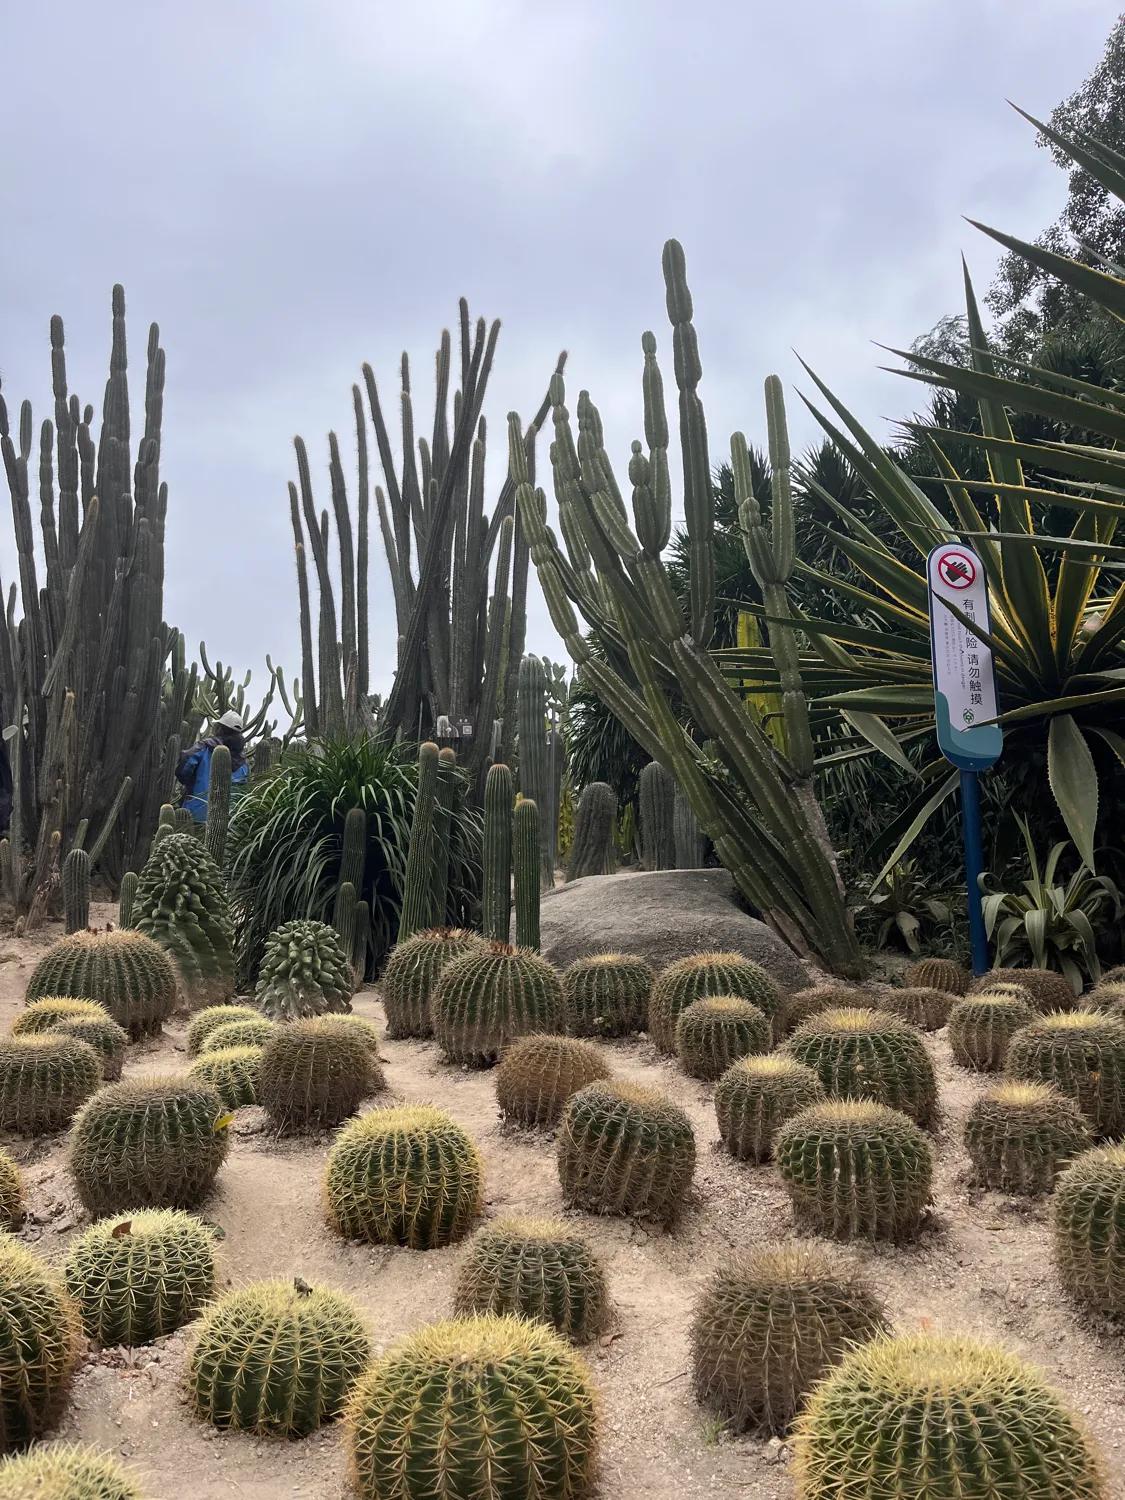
184;643;303;770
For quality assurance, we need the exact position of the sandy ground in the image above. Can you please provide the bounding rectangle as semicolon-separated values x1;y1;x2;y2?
2;908;1124;1499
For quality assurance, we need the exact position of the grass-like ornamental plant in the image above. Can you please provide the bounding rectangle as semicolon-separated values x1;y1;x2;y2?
68;1076;230;1215
380;928;485;1039
0;1238;81;1452
714;1055;825;1163
557;1079;695;1226
948;992;1036;1071
0;1035;102;1135
0;1442;143;1499
792;1331;1107;1498
254;918;354;1021
259;1018;381;1132
880;985;953;1032
25;930;178;1038
0;1149;23;1229
454;1218;610;1343
188;1045;263;1109
345;1314;598;1500
649;952;782;1054
1053;1144;1125;1317
202;1015;276;1053
495;1035;611;1129
902;957;970;995
326;1106;483;1248
1006;1011;1125;1137
965;1081;1090;1195
11;997;110;1035
54;1015;128;1082
779;984;870;1037
133;832;236;1005
970;966;1075;1013
64;1209;218;1346
189;1280;371;1438
776;1100;933;1243
432;942;565;1067
690;1241;888;1435
783;1008;938;1128
185;1004;264;1056
675;996;770;1080
562;953;653;1037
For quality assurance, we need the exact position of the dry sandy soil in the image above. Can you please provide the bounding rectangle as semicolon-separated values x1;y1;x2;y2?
2;907;1124;1499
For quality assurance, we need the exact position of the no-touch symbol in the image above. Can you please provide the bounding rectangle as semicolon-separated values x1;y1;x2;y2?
938;551;976;590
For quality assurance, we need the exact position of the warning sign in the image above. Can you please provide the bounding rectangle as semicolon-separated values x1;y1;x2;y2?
937;551;976;589
927;543;1003;771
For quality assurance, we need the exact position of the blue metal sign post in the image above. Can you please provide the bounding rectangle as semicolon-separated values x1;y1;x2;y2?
926;544;1004;977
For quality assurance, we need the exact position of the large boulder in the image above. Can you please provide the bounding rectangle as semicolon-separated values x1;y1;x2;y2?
540;868;809;989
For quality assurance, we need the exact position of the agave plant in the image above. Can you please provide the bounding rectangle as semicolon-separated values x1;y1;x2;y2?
856;858;954;955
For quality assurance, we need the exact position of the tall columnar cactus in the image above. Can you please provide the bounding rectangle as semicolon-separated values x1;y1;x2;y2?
0;1444;143;1499
482;762;513;943
970;966;1075;1012
204;743;232;867
649;951;782;1054
64;1209;218;1347
189;1281;371;1438
399;745;440;942
335;806;367;930
254;918;354;1021
673;782;706;869
186;1003;265;1056
132;831;235;1005
258;1017;381;1132
0;1035;101;1134
1053;1144;1125;1316
715;1055;826;1163
1006;1012;1125;1137
517;656;554;891
495;1034;611;1129
62;848;90;934
325;1105;483;1248
0;1238;81;1453
27;928;178;1038
675;996;771;1081
562;953;653;1037
432;943;565;1066
430;749;458;922
380;928;486;1039
690;1242;888;1436
903;957;970;995
454;1219;609;1344
792;1332;1107;1498
783;1008;938;1129
118;870;139;929
512;797;541;949
558;1078;695;1226
638;761;675;870
965;1081;1090;1194
0;1149;24;1229
566;782;616;881
347;1317;598;1500
332;880;358;969
948;991;1035;1071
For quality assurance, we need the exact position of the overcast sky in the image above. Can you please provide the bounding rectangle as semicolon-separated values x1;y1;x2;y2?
1;0;1118;723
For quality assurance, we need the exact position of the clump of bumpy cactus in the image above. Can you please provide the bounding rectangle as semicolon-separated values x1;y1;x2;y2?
675;996;770;1081
558;1079;695;1226
133;832;236;1005
186;1003;264;1056
776;1100;933;1243
562;953;653;1037
792;1331;1107;1499
380;928;486;1039
12;997;109;1035
0;1237;81;1452
566;781;617;881
189;1280;371;1437
259;1018;382;1132
690;1241;889;1435
1006;1011;1125;1138
55;1015;129;1082
0;1443;143;1499
189;1045;263;1109
715;1055;826;1163
948;991;1035;1071
69;1077;230;1215
454;1218;610;1343
325;1106;483;1248
26;929;178;1038
783;1008;938;1128
970;966;1074;1013
649;952;782;1054
779;984;870;1037
345;1315;598;1500
965;1081;1090;1195
203;1015;276;1053
496;1035;612;1129
0;1149;24;1229
880;986;953;1032
432;942;565;1067
254;919;354;1021
0;1035;102;1135
902;957;970;995
1053;1144;1125;1317
64;1209;218;1347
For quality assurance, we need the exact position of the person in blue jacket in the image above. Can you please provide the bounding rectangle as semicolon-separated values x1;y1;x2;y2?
176;710;249;821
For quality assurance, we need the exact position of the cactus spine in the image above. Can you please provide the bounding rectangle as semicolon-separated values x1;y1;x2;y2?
259;1018;381;1132
675;996;771;1080
186;1003;263;1055
971;966;1075;1012
204;742;232;866
903;956;970;995
133;831;235;1005
1053;1144;1125;1316
783;1008;938;1129
566;781;616;880
0;1443;143;1499
517;656;554;890
399;745;439;941
563;953;652;1037
1006;1012;1125;1137
454;1219;609;1343
0;1149;24;1229
62;847;90;933
482;762;513;943
948;991;1035;1071
639;761;675;870
966;1082;1090;1194
0;1035;102;1134
381;927;485;1039
650;951;782;1054
0;1238;81;1452
513;796;541;949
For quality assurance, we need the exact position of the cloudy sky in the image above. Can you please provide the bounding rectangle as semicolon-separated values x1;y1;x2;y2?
1;0;1118;722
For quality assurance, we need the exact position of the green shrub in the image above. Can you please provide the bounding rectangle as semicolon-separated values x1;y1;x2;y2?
675;996;770;1080
454;1218;609;1343
948;992;1035;1071
562;953;653;1037
714;1055;825;1163
185;1003;263;1055
133;832;235;1006
880;985;953;1032
432;943;564;1067
259;1018;381;1132
11;997;109;1035
0;1149;23;1230
25;930;178;1038
902;957;970;995
380;928;485;1039
783;1008;938;1128
54;1016;128;1082
557;1079;695;1226
965;1081;1090;1195
0;1443;142;1499
496;1035;611;1128
188;1045;263;1109
970;966;1075;1013
1006;1011;1125;1137
0;1035;101;1135
203;1015;276;1053
1053;1144;1125;1317
0;1238;81;1452
254;918;354;1021
649;952;781;1053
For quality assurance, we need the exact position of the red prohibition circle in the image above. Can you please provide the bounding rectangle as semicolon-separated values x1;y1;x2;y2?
938;550;976;589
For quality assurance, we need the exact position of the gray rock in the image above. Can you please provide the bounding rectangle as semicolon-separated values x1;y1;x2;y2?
540;868;809;989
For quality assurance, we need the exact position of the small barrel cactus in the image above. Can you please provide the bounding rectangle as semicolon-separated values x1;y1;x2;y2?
432;942;565;1067
0;1035;102;1135
562;953;653;1037
0;1237;81;1452
649;951;782;1054
965;1081;1091;1195
792;1331;1107;1499
454;1218;610;1343
380;928;486;1039
132;831;235;1005
345;1315;598;1500
902;956;970;995
690;1241;889;1435
259;1017;382;1132
495;1034;612;1129
316;1012;381;1055
325;1106;483;1248
1083;981;1125;1021
675;996;770;1080
189;1280;371;1437
254;918;354;1021
186;1003;264;1056
188;1045;263;1109
1053;1144;1125;1317
1006;1011;1125;1137
11;996;110;1035
566;780;617;880
970;966;1075;1012
714;1055;826;1163
776;1100;934;1243
0;1148;24;1229
948;991;1035;1071
54;1015;129;1082
202;1015;276;1053
69;1076;231;1215
0;1443;143;1500
64;1208;218;1346
779;983;871;1037
26;929;178;1038
783;1008;938;1128
558;1079;695;1226
880;985;953;1032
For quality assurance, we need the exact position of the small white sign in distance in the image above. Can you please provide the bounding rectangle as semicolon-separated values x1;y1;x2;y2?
926;544;1003;771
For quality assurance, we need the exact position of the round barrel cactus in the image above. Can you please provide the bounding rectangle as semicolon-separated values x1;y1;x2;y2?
254;918;354;1021
326;1105;483;1248
186;1003;264;1056
25;929;178;1038
970;966;1074;1013
675;996;770;1080
948;991;1035;1071
690;1241;888;1434
454;1218;610;1343
902;956;970;995
11;996;109;1036
965;1081;1090;1195
0;1443;143;1499
189;1280;371;1437
1006;1011;1125;1137
258;1017;381;1132
202;1015;276;1053
649;952;781;1054
562;953;653;1037
779;983;871;1037
346;1315;598;1500
495;1034;611;1128
783;1008;938;1128
64;1208;218;1346
315;1013;381;1055
133;831;235;1005
0;1149;24;1230
381;928;486;1039
557;1079;695;1226
1083;981;1125;1021
54;1015;128;1081
0;1237;81;1452
188;1045;263;1109
880;985;953;1032
1053;1144;1125;1317
432;943;565;1067
0;1035;101;1135
714;1054;826;1163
